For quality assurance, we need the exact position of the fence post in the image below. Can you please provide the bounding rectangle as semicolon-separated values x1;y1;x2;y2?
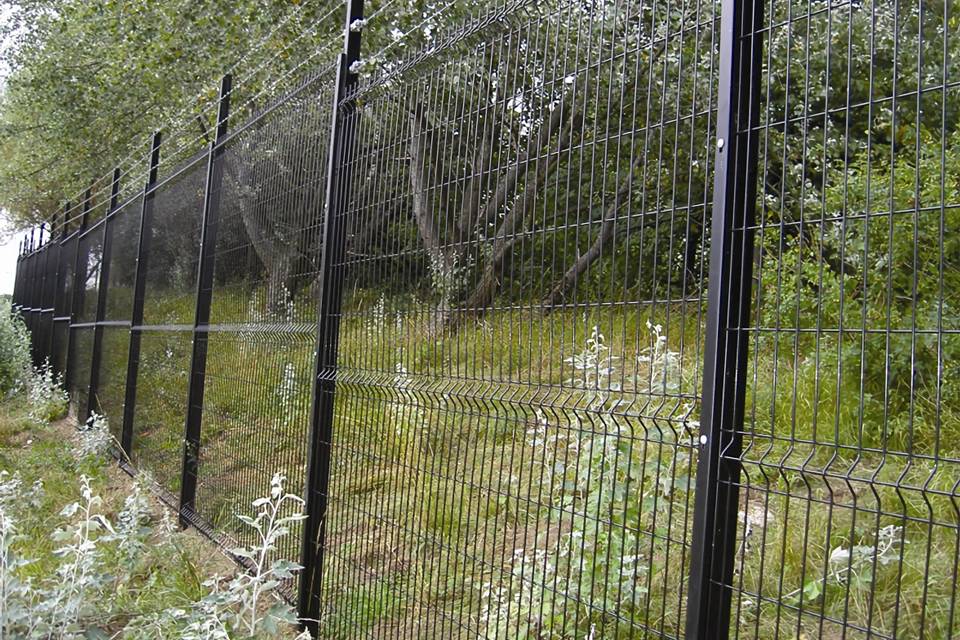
66;189;93;403
34;224;46;361
38;221;56;365
179;75;232;525
51;204;71;376
298;0;363;631
685;0;764;637
121;134;162;461
86;168;122;420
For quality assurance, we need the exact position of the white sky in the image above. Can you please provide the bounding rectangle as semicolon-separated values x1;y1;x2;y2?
0;233;18;295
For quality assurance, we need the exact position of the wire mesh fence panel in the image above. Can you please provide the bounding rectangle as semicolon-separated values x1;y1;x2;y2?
313;0;719;636
96;327;131;442
68;225;104;413
70;326;95;418
35;244;57;364
89;194;144;440
194;67;336;581
51;321;70;378
129;155;207;493
728;1;960;638
140;157;206;327
77;222;105;325
10;1;960;637
104;195;143;321
56;234;79;378
130;328;194;494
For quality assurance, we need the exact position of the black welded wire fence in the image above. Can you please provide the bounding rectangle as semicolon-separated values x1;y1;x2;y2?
9;0;960;638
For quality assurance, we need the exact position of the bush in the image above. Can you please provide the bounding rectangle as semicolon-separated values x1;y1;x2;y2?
0;300;31;397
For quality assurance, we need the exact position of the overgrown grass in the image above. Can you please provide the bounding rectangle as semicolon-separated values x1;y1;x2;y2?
0;399;215;635
85;286;960;638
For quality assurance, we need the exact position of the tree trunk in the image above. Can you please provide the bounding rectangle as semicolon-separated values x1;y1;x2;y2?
409;103;455;275
455;105;582;318
541;153;642;309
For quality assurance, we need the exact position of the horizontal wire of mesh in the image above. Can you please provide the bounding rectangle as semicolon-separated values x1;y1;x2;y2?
728;1;960;638
317;0;718;636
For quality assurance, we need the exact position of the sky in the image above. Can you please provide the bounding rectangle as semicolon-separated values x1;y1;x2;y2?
0;234;18;295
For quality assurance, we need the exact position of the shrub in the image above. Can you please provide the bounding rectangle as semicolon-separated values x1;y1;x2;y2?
0;301;31;397
26;361;67;425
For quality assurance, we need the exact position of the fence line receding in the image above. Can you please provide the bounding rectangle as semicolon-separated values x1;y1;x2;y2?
11;0;960;638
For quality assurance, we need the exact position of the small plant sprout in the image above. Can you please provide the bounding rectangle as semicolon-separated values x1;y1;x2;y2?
26;360;67;424
45;475;114;637
565;326;619;409
226;472;307;636
75;411;113;458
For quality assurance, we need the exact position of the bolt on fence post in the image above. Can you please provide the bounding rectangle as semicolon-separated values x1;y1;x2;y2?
121;133;163;462
66;188;93;404
86;168;122;421
179;74;232;525
685;0;765;637
298;0;364;631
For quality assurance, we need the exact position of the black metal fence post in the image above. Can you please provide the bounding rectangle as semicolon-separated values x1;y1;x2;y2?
65;189;93;401
298;0;363;630
51;204;71;377
38;220;56;365
685;0;764;637
179;74;232;524
34;224;46;362
86;168;122;420
121;133;162;460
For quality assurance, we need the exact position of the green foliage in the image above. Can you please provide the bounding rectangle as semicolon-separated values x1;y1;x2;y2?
478;325;694;638
0;362;306;639
757;124;960;450
0;302;31;397
0;0;338;223
26;360;68;424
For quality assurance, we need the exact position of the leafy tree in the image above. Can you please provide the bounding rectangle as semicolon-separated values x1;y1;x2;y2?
0;0;339;225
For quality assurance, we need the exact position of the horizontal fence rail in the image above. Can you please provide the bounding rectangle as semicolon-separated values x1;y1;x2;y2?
9;0;960;638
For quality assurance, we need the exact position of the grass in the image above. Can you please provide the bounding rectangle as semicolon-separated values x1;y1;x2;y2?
0;394;226;635
83;285;960;638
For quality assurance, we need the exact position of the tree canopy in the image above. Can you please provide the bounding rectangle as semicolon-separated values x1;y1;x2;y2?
0;0;339;225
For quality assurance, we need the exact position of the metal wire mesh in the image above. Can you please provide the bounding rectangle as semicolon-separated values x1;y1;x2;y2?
308;0;719;636
103;196;143;321
193;67;336;580
726;1;960;638
9;0;960;638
